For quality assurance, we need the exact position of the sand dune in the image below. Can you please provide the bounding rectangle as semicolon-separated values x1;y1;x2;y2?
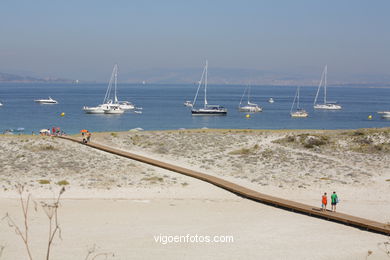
0;129;389;259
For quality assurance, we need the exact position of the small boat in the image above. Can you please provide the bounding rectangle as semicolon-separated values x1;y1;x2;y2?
0;101;3;106
268;98;274;103
191;61;227;116
118;101;135;110
238;86;262;112
314;65;342;110
291;87;308;118
184;100;193;107
34;97;58;104
378;111;390;118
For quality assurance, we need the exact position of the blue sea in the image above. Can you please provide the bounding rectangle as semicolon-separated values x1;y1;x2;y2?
0;83;389;134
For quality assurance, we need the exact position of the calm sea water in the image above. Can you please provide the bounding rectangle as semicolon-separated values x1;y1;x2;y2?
0;83;389;134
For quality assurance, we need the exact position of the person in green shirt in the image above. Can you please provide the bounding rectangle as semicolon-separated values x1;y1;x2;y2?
331;191;338;212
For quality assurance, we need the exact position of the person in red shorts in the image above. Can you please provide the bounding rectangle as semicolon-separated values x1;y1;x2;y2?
321;192;327;211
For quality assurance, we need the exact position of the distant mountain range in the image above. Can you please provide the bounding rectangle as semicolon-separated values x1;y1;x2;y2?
1;69;390;86
0;72;72;83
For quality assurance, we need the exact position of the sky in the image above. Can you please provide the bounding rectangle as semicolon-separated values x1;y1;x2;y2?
0;0;390;83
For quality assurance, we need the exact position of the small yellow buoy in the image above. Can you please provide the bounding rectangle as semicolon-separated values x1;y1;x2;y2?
368;115;372;120
246;114;250;118
60;112;65;117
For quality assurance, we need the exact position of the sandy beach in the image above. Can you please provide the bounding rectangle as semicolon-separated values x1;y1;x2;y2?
0;128;389;259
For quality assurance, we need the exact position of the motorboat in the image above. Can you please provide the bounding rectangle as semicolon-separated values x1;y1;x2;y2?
184;101;193;107
34;97;58;104
118;101;135;110
378;111;390;118
268;98;274;103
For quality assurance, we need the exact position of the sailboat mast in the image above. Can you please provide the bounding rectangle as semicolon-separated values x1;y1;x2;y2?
114;64;118;103
247;86;250;104
314;66;325;106
290;87;298;113
239;86;246;107
297;86;300;109
204;60;208;108
324;64;327;104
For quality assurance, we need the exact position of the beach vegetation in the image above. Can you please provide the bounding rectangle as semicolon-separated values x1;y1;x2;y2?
261;148;274;158
3;185;65;260
300;135;329;148
38;179;50;184
286;135;295;142
351;143;390;154
352;130;365;136
181;182;189;186
57;180;69;186
141;176;164;183
229;144;259;155
130;134;142;145
24;144;59;152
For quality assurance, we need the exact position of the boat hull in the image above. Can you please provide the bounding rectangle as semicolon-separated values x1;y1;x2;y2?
83;106;105;114
238;106;262;112
191;109;227;116
104;107;125;114
34;100;58;104
314;104;342;110
291;112;308;118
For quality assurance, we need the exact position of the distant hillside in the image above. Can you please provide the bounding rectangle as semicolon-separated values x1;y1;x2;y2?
0;72;71;83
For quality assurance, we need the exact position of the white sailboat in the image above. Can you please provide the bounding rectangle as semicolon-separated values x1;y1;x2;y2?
238;86;262;112
191;61;227;116
83;64;129;114
291;86;308;118
34;97;58;104
314;65;342;110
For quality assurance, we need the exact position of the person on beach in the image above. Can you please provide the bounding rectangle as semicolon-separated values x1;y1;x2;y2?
321;192;327;211
331;191;338;212
86;131;91;143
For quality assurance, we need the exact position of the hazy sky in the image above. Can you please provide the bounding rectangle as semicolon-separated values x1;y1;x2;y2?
1;0;390;82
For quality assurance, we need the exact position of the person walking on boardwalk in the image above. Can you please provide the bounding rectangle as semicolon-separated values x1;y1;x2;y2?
86;131;92;143
321;192;327;211
331;191;338;212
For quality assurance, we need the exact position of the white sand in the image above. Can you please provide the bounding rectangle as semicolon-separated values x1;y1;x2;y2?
0;129;389;259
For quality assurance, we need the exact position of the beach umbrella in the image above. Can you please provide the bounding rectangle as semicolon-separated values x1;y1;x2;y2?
80;129;88;133
39;129;50;133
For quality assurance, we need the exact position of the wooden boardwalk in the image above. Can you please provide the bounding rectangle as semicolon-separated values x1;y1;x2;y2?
60;136;390;235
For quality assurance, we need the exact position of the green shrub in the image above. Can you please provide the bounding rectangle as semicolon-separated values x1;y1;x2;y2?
38;179;50;184
57;180;69;186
